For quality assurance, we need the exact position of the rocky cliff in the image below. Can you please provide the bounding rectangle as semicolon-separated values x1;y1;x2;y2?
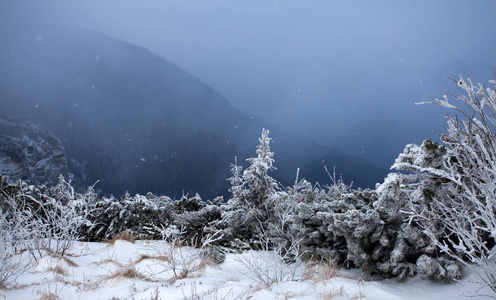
0;116;68;187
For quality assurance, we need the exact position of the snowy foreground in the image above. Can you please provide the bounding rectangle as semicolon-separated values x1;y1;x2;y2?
1;240;489;300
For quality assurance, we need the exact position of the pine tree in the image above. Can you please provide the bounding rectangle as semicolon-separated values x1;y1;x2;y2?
227;157;243;201
220;129;279;249
240;128;278;211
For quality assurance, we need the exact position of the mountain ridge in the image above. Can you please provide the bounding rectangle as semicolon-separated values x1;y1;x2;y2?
0;27;387;198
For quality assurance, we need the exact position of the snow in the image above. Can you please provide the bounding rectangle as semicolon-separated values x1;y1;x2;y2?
0;240;489;300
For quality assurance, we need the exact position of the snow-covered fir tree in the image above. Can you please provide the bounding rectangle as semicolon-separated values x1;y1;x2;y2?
239;128;277;204
220;129;279;249
227;157;243;201
372;140;461;281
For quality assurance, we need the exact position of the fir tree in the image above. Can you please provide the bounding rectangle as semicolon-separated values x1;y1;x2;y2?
220;129;279;249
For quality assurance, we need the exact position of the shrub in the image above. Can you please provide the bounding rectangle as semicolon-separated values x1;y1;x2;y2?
408;75;496;294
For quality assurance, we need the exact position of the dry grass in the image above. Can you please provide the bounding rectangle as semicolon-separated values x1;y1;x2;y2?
92;251;122;268
106;230;136;245
317;285;346;299
135;253;170;264
176;256;214;280
173;256;215;282
45;264;67;276
101;262;156;285
110;265;146;280
197;257;214;270
93;257;122;267
283;291;305;299
303;259;338;283
249;284;265;293
350;280;366;300
161;243;212;282
34;284;62;300
8;283;31;290
37;292;61;300
50;254;78;267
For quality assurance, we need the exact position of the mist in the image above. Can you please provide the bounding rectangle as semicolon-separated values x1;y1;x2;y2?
1;1;495;197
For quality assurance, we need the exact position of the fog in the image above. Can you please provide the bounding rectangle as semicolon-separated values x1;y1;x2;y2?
1;1;495;196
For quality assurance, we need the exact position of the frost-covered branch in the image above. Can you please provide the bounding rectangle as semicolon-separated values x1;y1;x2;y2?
411;74;496;295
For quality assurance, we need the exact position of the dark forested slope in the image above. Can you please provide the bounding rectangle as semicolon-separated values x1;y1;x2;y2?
0;28;386;198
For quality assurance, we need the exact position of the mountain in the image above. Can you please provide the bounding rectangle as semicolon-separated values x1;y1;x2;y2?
0;116;68;187
0;27;387;198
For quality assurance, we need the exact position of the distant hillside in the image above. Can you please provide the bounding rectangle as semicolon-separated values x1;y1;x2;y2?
0;27;387;198
0;116;68;187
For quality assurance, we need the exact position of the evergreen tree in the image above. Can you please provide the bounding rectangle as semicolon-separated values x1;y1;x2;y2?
240;128;278;214
227;157;243;201
220;129;279;249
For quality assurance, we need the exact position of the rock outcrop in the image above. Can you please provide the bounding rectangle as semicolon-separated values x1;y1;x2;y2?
0;116;68;187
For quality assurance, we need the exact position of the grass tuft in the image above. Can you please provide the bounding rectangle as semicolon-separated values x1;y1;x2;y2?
36;291;61;300
317;285;346;299
106;230;136;245
303;259;338;283
50;254;79;267
102;262;156;284
45;264;67;276
135;253;170;264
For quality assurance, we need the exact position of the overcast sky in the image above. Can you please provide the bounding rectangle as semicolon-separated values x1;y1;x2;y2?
2;0;496;167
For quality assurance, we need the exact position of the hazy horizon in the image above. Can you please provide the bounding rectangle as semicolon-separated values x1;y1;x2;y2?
1;1;496;168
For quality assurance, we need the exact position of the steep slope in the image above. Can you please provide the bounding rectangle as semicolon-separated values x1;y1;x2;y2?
0;116;68;187
0;27;386;198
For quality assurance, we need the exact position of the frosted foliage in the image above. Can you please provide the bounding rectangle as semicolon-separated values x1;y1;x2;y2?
374;172;416;218
4;115;493;289
0;207;30;289
172;196;222;247
369;138;466;281
416;255;461;281
0;175;98;287
242;128;277;207
410;75;496;294
220;129;279;249
265;174;316;261
392;140;446;173
268;172;429;280
40;176;90;256
227;157;243;200
0;176;91;259
85;191;222;242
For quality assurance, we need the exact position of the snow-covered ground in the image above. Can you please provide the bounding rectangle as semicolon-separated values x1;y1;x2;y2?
0;240;490;300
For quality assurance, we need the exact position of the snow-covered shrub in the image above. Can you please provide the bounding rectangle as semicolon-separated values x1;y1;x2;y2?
85;194;121;240
154;225;223;282
408;75;496;293
41;176;90;256
236;222;304;288
0;206;31;289
86;192;174;240
266;164;457;280
265;170;326;262
216;135;432;279
0;175;88;259
172;195;223;248
140;193;175;238
85;190;223;243
316;187;388;273
357;142;465;282
237;248;301;288
0;176;49;287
